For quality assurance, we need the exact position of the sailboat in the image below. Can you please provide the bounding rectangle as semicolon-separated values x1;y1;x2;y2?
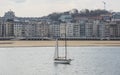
54;39;72;64
54;24;72;64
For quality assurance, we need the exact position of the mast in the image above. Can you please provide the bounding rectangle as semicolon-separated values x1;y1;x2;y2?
56;39;59;58
65;23;67;59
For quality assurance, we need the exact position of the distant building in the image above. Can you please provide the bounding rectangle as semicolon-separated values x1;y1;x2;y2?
70;9;78;14
92;20;99;37
49;22;60;38
4;10;15;21
24;22;36;37
79;21;86;37
73;23;80;37
104;23;110;38
0;18;3;37
101;22;118;39
66;22;74;37
112;12;120;22
36;22;49;37
14;21;26;37
117;23;120;37
0;10;120;40
60;23;66;37
101;14;112;22
85;21;93;37
5;21;14;37
109;22;118;37
59;14;72;22
98;21;106;39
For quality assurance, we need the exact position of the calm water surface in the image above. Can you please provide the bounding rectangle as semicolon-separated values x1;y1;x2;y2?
0;47;120;75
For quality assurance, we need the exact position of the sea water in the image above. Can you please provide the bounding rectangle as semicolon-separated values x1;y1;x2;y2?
0;47;119;75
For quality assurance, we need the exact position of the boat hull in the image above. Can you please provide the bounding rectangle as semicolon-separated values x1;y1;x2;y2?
54;59;71;64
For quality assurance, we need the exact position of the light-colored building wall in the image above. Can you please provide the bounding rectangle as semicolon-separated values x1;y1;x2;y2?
49;24;53;37
53;24;60;37
117;24;120;37
73;23;80;37
60;22;74;38
35;22;42;37
101;22;118;39
66;22;74;37
36;22;49;37
49;23;60;38
85;22;93;37
59;14;72;22
79;21;86;37
0;18;3;37
104;23;110;38
60;23;66;37
4;10;15;21
5;21;14;37
14;22;26;37
93;20;99;37
24;22;36;37
109;23;118;37
98;22;106;39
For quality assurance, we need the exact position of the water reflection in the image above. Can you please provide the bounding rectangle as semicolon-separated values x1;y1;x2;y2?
53;62;71;75
53;63;59;75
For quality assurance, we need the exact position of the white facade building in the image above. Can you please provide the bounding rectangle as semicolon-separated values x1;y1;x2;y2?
4;10;15;21
93;20;99;37
49;22;60;38
73;23;80;37
60;23;66;37
0;18;3;37
66;23;74;37
85;22;93;37
14;22;26;37
5;21;14;37
24;22;36;37
59;14;72;22
36;22;49;37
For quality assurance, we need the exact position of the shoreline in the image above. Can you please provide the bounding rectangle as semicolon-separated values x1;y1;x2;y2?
0;40;120;47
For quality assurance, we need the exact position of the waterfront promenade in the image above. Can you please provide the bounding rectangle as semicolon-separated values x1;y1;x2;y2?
0;40;120;47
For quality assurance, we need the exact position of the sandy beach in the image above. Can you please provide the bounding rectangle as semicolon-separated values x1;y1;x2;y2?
0;40;119;47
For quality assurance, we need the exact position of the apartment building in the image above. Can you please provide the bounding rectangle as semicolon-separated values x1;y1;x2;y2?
0;18;3;37
92;20;99;37
79;21;86;37
85;21;93;37
66;22;74;37
36;22;49;37
14;21;27;37
24;22;36;37
49;22;60;38
5;21;14;37
60;23;66;37
73;23;80;37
